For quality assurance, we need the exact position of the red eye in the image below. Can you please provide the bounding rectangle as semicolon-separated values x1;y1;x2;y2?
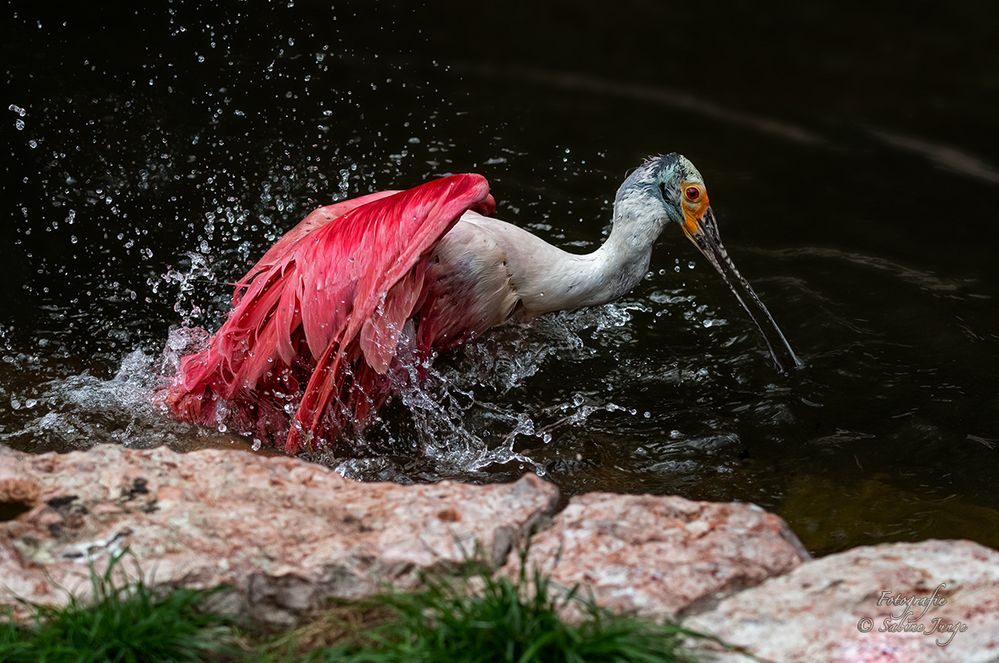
684;186;700;201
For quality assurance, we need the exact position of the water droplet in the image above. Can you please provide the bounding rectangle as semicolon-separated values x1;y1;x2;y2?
338;167;350;198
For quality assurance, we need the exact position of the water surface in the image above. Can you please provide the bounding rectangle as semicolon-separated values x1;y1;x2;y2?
3;2;999;556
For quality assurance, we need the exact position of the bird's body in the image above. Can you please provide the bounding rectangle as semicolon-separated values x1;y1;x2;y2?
164;154;798;453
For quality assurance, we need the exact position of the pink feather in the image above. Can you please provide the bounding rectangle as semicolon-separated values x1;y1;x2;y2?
164;174;496;453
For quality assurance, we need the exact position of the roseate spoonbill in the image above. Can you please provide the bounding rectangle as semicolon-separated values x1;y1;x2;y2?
165;153;799;453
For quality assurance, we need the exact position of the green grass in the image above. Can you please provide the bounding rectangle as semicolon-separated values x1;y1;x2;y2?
1;547;718;662
0;550;234;663
264;552;707;663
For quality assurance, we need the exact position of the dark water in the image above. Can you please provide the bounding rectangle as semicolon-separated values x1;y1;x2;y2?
3;2;999;556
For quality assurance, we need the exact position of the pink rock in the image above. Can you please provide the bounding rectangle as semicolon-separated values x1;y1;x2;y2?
0;444;558;626
505;492;810;620
684;540;999;662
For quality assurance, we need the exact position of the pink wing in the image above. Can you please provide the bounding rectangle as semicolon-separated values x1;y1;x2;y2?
165;174;496;453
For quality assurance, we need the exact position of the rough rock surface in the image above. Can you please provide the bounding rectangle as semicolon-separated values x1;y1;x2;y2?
684;539;999;662
0;444;557;626
505;492;810;620
7;442;995;659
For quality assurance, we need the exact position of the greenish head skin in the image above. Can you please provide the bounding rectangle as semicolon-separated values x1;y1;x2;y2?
618;153;802;373
615;152;705;226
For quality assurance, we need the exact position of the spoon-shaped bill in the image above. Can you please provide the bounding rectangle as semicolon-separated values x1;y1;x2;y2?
684;207;801;373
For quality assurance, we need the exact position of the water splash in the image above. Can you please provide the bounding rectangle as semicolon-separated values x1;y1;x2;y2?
0;349;197;451
327;304;640;482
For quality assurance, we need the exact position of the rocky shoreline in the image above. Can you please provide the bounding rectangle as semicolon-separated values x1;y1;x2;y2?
1;444;996;661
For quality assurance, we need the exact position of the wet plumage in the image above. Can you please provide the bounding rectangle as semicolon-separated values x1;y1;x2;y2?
164;154;799;453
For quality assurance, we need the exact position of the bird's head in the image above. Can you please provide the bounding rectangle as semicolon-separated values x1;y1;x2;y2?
651;153;710;235
627;153;801;373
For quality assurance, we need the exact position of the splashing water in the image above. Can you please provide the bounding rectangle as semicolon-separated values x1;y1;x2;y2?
0;30;640;481
146;299;640;482
2;348;184;451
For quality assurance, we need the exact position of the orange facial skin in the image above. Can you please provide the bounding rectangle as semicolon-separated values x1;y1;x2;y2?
680;181;709;238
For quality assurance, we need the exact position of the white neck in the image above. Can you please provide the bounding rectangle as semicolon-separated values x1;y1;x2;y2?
508;191;665;315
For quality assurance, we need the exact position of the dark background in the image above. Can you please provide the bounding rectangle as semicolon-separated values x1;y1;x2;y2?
5;1;999;296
